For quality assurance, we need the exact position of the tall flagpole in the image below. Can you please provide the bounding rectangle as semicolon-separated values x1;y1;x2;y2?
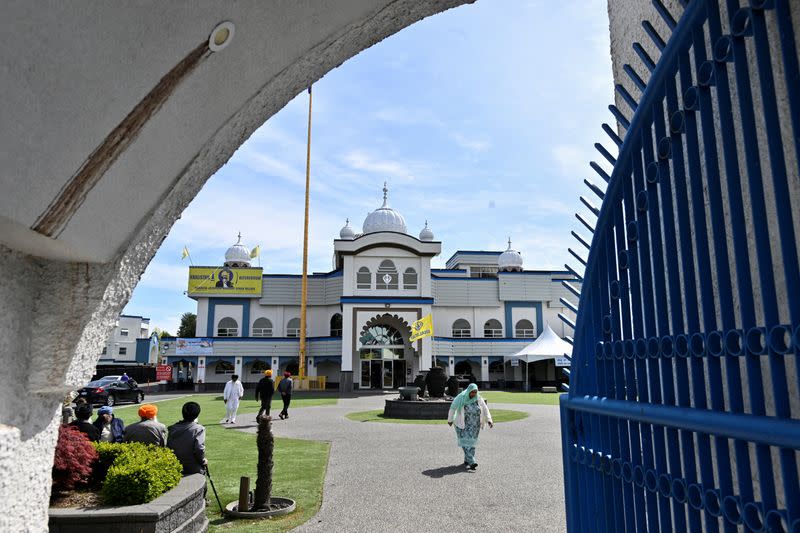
299;85;313;380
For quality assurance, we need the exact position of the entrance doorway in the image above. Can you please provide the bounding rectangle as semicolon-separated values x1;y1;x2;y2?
360;359;406;389
358;323;408;389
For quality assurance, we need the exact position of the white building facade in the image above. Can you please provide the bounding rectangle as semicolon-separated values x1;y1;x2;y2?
162;186;578;391
97;314;150;364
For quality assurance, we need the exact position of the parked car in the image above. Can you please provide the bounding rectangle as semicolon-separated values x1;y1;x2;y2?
78;379;145;406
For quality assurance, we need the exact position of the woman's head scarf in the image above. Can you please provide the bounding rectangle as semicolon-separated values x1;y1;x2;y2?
450;383;480;412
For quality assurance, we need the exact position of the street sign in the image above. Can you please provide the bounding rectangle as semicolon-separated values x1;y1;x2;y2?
510;357;519;367
156;364;173;381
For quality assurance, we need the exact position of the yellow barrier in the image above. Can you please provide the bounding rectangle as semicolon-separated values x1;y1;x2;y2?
275;375;326;391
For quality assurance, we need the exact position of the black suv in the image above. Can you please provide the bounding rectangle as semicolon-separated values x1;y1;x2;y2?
78;378;145;406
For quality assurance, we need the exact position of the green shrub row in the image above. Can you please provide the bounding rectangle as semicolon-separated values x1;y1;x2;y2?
93;442;182;506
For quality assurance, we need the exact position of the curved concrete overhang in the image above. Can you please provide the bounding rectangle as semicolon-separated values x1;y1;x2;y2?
1;0;472;264
334;231;442;259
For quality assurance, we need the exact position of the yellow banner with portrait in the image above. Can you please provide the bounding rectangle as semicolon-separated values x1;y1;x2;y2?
187;267;263;296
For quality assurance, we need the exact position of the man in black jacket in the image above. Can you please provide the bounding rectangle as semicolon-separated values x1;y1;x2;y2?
255;369;274;422
167;401;206;476
69;404;100;441
277;371;293;420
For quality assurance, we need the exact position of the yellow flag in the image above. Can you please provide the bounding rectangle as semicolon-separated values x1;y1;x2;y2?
250;245;260;259
181;246;190;260
409;314;434;342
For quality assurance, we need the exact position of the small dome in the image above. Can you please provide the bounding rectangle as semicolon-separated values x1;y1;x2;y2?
419;220;434;241
498;238;523;272
362;182;407;234
339;218;356;240
224;233;251;267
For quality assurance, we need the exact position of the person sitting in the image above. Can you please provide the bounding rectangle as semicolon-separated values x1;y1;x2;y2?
93;406;125;443
167;401;207;476
69;404;100;442
123;404;167;446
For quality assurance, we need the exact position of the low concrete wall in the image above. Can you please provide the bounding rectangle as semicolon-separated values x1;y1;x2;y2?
49;474;207;533
384;399;451;420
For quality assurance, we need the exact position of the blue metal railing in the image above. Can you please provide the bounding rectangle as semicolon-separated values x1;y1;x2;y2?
559;1;800;531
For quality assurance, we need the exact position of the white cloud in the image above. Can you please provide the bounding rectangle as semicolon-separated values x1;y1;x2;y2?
138;262;189;291
340;150;419;182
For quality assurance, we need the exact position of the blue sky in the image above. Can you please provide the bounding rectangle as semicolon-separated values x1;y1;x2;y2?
124;0;614;333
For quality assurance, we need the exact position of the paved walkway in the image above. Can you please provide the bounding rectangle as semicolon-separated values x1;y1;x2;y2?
235;394;566;532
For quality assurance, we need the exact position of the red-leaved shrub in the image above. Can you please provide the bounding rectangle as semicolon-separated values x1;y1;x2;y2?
52;424;98;493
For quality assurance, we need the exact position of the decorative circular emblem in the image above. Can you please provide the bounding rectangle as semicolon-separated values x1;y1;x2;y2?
382;274;392;284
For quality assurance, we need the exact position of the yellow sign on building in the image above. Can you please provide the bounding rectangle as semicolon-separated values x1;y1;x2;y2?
187;267;263;296
409;314;434;342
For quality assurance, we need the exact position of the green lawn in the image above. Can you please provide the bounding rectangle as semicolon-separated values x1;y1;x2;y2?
114;394;331;532
345;408;529;424
480;391;562;405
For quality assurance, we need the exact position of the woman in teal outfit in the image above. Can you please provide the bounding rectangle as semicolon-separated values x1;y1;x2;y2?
448;383;493;469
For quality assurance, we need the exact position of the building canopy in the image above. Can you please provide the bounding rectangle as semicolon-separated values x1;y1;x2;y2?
503;324;572;363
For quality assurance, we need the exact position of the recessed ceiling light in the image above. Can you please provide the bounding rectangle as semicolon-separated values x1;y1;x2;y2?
209;21;235;52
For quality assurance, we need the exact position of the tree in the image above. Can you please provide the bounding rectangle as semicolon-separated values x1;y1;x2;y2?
177;312;197;338
153;327;172;339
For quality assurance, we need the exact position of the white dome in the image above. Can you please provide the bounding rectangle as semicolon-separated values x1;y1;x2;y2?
362;183;407;234
224;233;251;267
498;238;523;271
419;221;434;241
339;218;356;240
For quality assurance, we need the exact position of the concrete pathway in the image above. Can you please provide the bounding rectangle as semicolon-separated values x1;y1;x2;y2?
235;394;566;532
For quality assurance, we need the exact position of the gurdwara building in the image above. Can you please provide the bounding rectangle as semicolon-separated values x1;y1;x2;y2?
158;185;578;391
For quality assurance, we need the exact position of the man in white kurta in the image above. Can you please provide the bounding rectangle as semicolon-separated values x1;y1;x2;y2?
222;375;244;424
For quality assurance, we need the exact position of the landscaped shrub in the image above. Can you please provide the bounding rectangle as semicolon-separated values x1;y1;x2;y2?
52;424;99;493
101;444;182;505
92;441;144;482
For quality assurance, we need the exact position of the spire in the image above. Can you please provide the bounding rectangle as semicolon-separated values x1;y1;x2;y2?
507;237;512;250
237;231;242;244
382;181;389;207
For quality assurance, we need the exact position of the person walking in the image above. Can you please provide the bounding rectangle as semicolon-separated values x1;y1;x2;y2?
255;369;275;421
222;374;244;424
277;371;293;420
123;404;167;446
447;383;493;470
167;401;207;476
93;406;125;443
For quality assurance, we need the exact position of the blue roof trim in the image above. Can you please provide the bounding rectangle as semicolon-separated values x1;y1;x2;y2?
498;270;572;275
431;268;466;273
432;337;533;343
264;270;342;279
340;297;434;304
432;276;497;281
164;336;341;342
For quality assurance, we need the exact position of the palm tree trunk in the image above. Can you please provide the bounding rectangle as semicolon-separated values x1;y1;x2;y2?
253;416;274;509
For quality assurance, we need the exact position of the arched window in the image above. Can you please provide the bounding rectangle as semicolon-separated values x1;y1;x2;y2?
483;319;503;338
403;267;418;289
252;317;273;337
454;360;473;375
360;325;404;346
214;360;234;374
452;319;471;338
376;260;398;289
515;319;535;338
330;313;343;337
286;318;301;338
356;267;371;289
217;317;238;337
250;360;269;374
284;360;299;375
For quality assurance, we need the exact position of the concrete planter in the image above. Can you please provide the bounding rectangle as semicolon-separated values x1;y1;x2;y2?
49;474;208;533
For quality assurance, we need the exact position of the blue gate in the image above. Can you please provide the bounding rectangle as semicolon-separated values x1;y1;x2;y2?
560;1;800;531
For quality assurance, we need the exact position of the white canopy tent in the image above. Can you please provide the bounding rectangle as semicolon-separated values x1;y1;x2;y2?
503;324;572;390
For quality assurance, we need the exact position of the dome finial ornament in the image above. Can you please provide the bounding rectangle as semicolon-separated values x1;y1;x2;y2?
362;183;407;234
225;233;251;267
498;236;523;272
339;218;356;240
419;219;434;241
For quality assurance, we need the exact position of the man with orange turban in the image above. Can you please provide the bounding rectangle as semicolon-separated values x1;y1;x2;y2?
255;369;275;422
123;403;167;446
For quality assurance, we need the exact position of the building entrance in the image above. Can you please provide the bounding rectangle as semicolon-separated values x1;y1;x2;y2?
360;359;406;389
358;324;408;389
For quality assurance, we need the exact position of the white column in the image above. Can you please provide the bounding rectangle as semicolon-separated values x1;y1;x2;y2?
481;356;489;382
448;356;454;376
197;357;206;383
234;357;243;377
307;358;317;377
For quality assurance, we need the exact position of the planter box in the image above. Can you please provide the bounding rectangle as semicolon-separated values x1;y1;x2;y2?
49;474;208;533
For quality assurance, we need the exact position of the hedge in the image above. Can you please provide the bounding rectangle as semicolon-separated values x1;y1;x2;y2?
94;442;182;506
